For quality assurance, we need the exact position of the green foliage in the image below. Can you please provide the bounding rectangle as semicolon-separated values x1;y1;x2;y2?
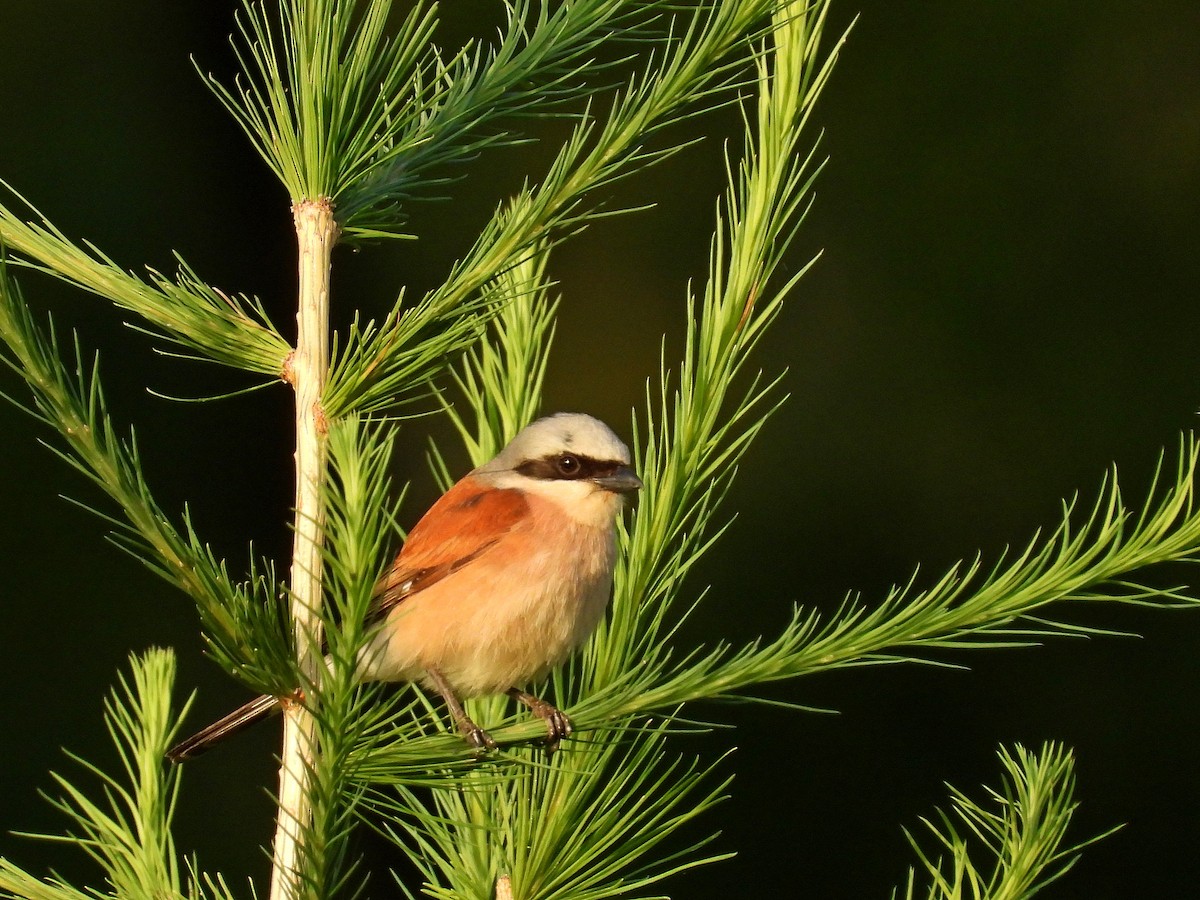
895;743;1113;900
0;187;288;376
437;245;558;467
320;0;781;417
368;722;733;900
612;433;1200;711
1;0;1198;898
204;0;670;240
0;649;241;900
0;263;293;697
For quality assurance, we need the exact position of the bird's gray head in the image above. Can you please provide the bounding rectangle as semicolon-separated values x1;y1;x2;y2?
478;414;643;516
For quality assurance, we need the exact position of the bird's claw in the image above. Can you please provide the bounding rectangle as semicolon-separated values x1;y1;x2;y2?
543;708;573;744
461;721;497;752
531;704;572;755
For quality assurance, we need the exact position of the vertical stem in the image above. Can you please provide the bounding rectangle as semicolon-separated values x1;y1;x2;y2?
271;198;336;900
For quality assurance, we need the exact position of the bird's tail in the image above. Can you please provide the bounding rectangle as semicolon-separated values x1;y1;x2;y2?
168;693;281;763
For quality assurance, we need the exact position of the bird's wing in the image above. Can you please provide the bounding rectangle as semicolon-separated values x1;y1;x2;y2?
370;476;528;618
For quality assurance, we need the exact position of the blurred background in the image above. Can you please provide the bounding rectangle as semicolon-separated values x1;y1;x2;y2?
2;1;1199;896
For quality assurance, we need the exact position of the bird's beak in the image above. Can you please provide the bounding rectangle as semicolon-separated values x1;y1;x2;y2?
590;465;644;494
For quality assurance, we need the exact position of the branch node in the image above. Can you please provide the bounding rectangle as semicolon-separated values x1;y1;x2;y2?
281;349;297;385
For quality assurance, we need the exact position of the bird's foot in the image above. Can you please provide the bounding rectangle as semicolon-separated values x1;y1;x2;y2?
536;704;573;746
459;716;497;753
425;668;497;754
508;688;573;754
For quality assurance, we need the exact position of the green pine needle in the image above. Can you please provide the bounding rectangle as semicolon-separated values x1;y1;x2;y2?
0;184;289;376
0;261;294;696
204;0;676;240
321;0;783;418
0;649;240;900
894;743;1116;900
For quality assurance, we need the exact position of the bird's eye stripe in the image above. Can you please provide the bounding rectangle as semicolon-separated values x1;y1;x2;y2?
515;455;625;481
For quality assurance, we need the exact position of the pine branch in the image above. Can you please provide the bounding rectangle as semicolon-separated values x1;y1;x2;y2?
632;435;1200;709
270;198;337;900
0;650;204;900
204;0;673;242
333;0;670;238
595;0;846;690
321;0;783;419
364;720;733;900
894;743;1114;900
0;185;289;376
0;262;293;695
435;242;559;470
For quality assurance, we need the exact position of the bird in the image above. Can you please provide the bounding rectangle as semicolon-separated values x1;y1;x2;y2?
167;413;642;762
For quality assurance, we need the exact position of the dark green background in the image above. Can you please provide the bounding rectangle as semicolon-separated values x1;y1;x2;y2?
2;1;1199;896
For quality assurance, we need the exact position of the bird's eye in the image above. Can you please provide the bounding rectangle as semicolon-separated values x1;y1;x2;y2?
556;454;581;477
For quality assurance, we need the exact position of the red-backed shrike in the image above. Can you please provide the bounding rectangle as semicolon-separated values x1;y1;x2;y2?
168;413;642;761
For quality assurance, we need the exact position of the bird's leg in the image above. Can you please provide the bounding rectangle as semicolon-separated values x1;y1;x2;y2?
507;687;573;750
426;668;496;751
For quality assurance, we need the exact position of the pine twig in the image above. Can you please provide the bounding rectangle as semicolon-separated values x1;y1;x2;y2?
271;198;337;900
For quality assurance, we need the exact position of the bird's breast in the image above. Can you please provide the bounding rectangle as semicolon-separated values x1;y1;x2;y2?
360;505;617;696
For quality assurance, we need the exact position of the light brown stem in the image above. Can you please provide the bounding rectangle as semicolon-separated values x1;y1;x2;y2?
270;198;336;900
